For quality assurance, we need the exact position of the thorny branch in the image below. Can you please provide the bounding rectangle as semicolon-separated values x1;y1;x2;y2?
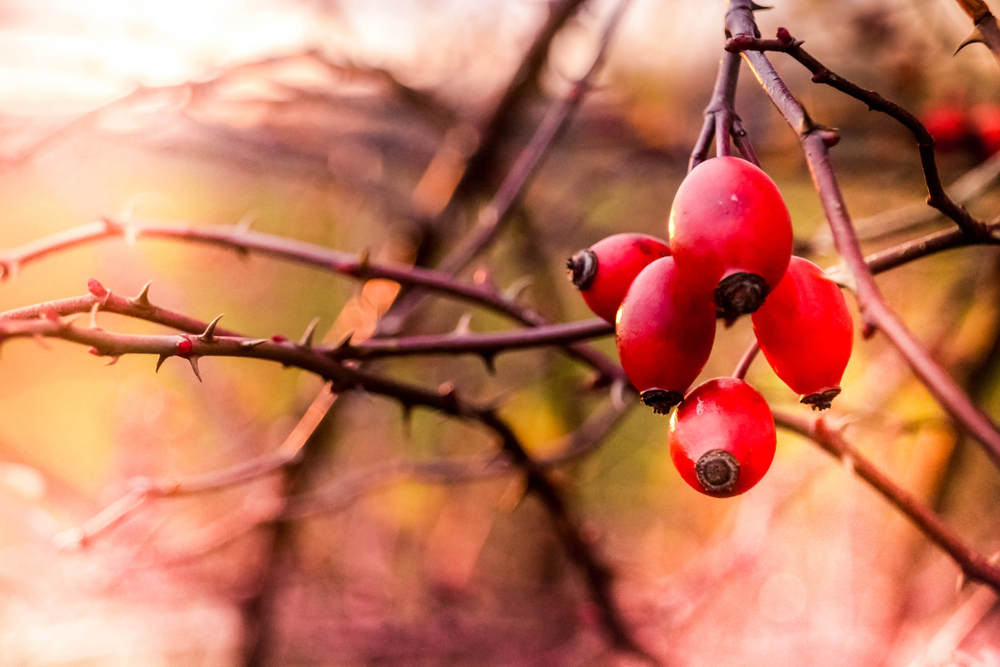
0;302;653;660
0;218;625;384
725;0;1000;469
725;29;990;241
774;411;1000;592
5;2;1000;662
0;288;615;366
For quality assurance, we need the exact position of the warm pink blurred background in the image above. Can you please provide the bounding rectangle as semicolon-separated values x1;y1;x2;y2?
0;1;999;665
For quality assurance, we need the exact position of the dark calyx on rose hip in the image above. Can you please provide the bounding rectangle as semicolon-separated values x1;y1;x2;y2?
669;378;776;497
694;449;741;494
667;156;793;320
567;233;671;324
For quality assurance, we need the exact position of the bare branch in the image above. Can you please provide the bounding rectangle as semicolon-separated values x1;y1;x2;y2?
726;30;990;241
775;410;1000;592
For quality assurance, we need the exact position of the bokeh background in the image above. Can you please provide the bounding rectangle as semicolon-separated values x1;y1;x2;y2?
1;0;1000;665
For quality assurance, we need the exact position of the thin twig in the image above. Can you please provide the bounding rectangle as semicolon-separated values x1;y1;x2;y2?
452;0;590;200
690;49;758;171
726;29;990;241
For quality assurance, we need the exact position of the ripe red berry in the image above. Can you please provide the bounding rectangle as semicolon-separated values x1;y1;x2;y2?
751;256;853;410
567;233;671;323
667;157;793;319
669;377;776;497
616;256;716;414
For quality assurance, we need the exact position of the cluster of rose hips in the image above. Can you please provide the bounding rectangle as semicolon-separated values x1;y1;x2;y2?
568;156;853;497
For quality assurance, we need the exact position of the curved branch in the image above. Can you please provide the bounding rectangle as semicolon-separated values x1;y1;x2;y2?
726;30;990;240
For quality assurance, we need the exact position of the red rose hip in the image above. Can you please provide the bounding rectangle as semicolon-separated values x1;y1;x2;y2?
616;256;715;414
751;256;853;410
567;233;671;323
667;156;793;319
669;377;776;497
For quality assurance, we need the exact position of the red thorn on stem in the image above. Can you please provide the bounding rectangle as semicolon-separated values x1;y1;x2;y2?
87;279;108;298
41;305;60;322
776;27;793;45
820;130;841;147
175;337;194;357
271;334;289;343
729;34;756;50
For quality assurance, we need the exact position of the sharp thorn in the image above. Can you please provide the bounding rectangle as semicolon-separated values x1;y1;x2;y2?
750;2;773;10
105;356;121;366
955;27;986;55
155;354;168;373
611;379;628;411
129;280;154;308
240;338;268;349
823;263;858;294
236;212;256;233
504;276;533;301
328;329;355;352
298;317;321;348
89;303;102;330
356;248;371;271
188;356;203;382
199;314;225;342
32;334;51;350
454;312;473;336
123;224;138;248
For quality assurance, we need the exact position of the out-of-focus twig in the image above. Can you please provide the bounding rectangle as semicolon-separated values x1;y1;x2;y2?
452;0;590;201
380;0;635;333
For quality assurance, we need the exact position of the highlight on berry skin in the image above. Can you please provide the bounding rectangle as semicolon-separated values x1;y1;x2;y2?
668;377;777;497
751;256;854;410
667;156;793;321
566;232;670;323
